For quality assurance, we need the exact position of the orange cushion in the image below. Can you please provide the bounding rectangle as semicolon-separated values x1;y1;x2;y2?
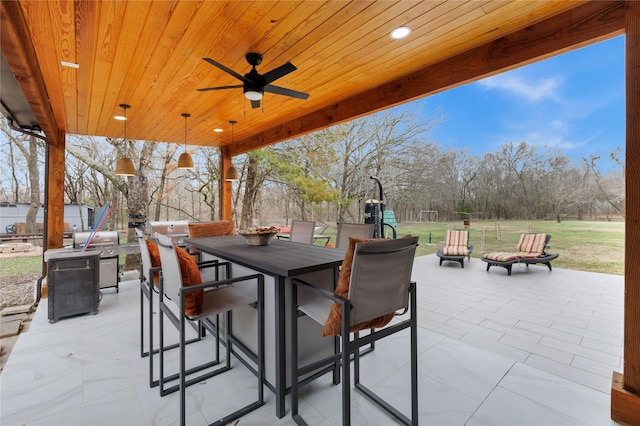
175;246;203;317
188;221;236;238
321;236;394;337
146;240;162;286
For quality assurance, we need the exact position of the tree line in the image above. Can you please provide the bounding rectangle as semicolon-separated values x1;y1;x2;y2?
1;108;624;239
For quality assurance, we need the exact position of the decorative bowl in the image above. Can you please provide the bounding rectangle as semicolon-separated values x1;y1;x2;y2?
238;227;280;246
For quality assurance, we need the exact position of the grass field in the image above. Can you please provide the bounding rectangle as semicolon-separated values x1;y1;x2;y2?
0;256;43;277
321;219;624;275
0;220;625;279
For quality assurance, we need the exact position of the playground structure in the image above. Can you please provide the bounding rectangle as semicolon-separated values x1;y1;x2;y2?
418;210;438;222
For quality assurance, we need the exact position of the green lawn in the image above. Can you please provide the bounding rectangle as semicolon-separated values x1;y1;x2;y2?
0;256;43;277
396;220;624;275
321;220;624;275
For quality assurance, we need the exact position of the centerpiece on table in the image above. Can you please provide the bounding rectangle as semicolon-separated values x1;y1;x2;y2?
237;226;281;246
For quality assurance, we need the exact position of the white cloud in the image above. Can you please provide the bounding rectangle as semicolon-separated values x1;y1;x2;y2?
495;118;588;152
479;74;563;103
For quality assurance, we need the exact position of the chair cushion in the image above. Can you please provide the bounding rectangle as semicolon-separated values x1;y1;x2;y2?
442;245;468;256
188;221;236;238
484;251;545;262
146;240;161;286
483;233;548;263
517;233;547;255
175;246;204;317
321;236;395;337
445;229;468;247
442;230;469;256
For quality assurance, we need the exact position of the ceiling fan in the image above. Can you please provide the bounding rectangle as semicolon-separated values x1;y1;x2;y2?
197;53;309;108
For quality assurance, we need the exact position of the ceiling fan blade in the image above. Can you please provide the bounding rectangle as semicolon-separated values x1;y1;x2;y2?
250;99;261;109
262;62;297;84
264;84;309;100
196;84;243;92
202;58;249;82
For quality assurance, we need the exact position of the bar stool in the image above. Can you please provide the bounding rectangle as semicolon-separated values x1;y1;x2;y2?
290;236;419;425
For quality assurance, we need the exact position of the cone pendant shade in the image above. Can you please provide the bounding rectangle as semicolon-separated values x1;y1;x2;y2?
225;165;240;181
178;152;194;169
115;157;136;176
224;120;239;181
114;103;135;176
178;113;194;169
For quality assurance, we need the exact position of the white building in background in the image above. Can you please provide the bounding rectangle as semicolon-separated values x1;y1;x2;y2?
0;203;108;234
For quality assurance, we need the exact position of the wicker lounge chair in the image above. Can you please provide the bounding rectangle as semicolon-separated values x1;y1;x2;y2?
437;229;473;268
482;233;559;276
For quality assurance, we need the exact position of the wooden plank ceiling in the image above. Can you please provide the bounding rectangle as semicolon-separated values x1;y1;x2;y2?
4;1;596;155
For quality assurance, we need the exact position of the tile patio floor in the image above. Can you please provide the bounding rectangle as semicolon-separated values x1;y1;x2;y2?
0;254;624;425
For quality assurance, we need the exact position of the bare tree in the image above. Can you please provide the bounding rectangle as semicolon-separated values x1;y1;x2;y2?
0;120;31;204
11;133;43;233
583;151;625;218
194;146;221;221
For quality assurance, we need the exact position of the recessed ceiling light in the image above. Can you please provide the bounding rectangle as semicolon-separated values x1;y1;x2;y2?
390;26;411;40
214;128;223;133
114;115;127;121
61;61;79;68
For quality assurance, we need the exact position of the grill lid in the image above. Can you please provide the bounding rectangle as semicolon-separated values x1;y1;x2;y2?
73;231;120;248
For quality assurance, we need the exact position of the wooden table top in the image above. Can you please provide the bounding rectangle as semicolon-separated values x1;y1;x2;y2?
185;235;345;278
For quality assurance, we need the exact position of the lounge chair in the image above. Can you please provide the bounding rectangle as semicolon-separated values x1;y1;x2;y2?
482;233;559;276
437;229;473;268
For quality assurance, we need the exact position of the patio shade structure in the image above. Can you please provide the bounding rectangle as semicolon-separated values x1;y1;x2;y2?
0;1;638;424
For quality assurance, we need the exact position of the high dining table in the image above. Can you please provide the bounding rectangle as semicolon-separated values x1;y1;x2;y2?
184;235;346;419
276;233;331;246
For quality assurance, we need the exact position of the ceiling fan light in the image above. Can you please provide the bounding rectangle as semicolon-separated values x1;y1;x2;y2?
177;152;194;169
225;165;240;181
115;157;136;176
244;90;263;101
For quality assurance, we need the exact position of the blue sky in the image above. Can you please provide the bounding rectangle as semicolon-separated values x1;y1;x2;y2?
408;35;625;173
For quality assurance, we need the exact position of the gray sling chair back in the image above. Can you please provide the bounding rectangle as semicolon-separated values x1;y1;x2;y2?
335;222;375;248
136;228;161;385
291;236;419;425
155;233;265;426
136;228;221;389
289;220;316;244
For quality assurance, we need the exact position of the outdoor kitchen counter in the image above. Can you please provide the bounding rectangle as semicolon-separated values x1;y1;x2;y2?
184;235;346;419
44;242;140;261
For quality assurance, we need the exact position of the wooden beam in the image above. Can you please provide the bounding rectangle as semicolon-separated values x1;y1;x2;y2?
613;1;640;424
0;0;64;145
228;1;625;156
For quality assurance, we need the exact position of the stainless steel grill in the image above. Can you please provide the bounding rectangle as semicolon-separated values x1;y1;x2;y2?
73;231;120;292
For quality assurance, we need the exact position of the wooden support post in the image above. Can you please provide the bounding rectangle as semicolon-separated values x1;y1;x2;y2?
40;138;66;300
46;140;65;250
613;2;640;424
612;372;640;425
220;146;233;222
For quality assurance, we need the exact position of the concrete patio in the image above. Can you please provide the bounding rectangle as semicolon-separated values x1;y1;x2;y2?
0;254;624;425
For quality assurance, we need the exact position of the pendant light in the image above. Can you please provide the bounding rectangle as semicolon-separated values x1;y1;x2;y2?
225;120;240;181
115;103;135;176
177;113;194;169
